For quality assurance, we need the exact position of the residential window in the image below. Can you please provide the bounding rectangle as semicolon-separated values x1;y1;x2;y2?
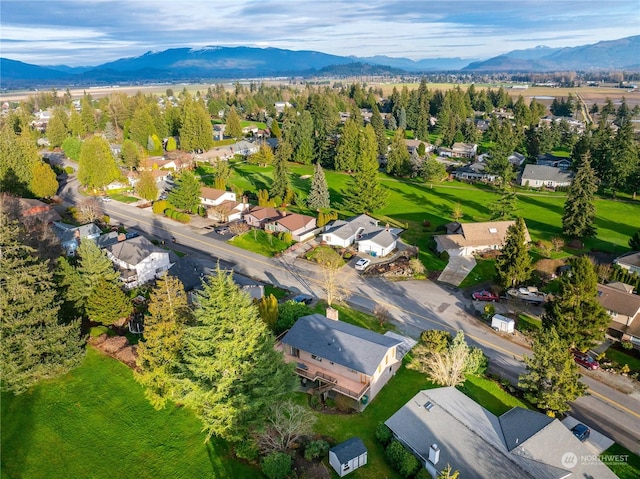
311;354;322;362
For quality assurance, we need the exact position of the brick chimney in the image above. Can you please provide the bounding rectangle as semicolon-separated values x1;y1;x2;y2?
326;307;339;321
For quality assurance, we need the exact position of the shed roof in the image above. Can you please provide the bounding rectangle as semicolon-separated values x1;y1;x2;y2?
330;437;367;464
281;314;401;376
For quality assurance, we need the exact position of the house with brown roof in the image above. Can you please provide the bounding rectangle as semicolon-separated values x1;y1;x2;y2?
199;187;237;207
206;200;249;223
3;197;62;226
599;282;640;347
264;212;317;242
244;206;283;228
404;139;435;156
435;221;531;257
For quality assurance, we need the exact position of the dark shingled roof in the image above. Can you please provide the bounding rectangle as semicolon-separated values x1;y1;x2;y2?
499;407;554;452
281;314;401;376
330;437;367;464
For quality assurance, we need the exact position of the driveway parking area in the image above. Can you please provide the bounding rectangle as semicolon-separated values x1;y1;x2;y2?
562;416;614;454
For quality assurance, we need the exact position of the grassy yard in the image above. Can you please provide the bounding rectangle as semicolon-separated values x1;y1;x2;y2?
458;375;531;416
228;229;292;257
222;161;640;275
517;313;543;333
108;192;139;203
312;301;395;334
601;443;640;479
458;259;497;288
605;345;640;373
1;348;257;479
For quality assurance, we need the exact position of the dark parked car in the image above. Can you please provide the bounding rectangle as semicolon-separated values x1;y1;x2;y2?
571;423;590;442
215;226;230;235
472;290;499;302
573;352;599;370
292;294;313;305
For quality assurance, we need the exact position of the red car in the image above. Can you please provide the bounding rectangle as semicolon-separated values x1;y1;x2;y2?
573;352;599;370
472;290;499;302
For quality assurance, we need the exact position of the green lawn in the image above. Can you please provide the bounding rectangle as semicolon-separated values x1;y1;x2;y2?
458;375;531;416
228;229;292;257
1;348;257;479
459;259;497;288
223;161;640;273
601;443;640;479
517;313;543;332
312;301;395;334
264;284;289;300
108;193;139;203
605;345;640;373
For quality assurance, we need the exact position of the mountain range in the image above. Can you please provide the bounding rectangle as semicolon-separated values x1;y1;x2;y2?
1;36;638;89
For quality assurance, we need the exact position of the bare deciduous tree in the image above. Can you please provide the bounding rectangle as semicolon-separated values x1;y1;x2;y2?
373;304;392;327
551;237;565;253
229;221;250;235
257;400;316;454
75;198;104;224
315;247;350;306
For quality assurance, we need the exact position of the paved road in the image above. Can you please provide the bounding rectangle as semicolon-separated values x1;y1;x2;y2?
58;174;640;455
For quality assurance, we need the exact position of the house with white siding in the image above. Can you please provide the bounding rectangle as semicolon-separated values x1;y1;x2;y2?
104;236;172;289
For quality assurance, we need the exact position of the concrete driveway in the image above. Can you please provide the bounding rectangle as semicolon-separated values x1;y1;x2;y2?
562;416;614;454
437;255;476;286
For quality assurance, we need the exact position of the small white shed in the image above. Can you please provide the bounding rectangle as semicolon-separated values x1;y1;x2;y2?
491;314;515;334
329;437;368;477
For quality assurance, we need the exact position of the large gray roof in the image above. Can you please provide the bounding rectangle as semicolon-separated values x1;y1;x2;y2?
522;164;573;183
324;214;380;240
385;388;616;479
330;437;367;464
281;314;401;376
105;236;166;266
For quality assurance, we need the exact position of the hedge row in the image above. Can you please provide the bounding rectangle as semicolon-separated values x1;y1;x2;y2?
164;208;191;224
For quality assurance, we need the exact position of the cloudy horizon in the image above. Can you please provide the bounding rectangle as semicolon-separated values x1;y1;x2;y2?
1;0;639;67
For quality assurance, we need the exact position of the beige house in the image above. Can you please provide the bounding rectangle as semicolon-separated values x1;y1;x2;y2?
265;212;317;242
199;187;237;207
244;206;283;228
438;142;477;159
599;282;640;348
279;314;403;410
434;220;531;257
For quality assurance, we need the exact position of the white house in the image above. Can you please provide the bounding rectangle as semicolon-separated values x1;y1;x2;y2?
438;143;477;159
329;437;368;477
322;214;402;257
434;221;531;257
454;163;498;183
614;252;640;275
521;165;573;189
199;187;237;207
104;235;172;289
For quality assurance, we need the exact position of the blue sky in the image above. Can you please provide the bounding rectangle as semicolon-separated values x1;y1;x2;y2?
1;0;639;66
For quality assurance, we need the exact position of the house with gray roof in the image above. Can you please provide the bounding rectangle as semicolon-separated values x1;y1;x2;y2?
454;162;498;183
521;164;573;189
598;282;640;348
329;437;367;477
104;235;172;289
321;214;402;257
53;222;102;256
279;314;403;409
614;251;640;275
385;387;616;479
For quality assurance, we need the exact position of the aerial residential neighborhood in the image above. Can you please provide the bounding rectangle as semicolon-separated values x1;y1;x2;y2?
2;3;640;479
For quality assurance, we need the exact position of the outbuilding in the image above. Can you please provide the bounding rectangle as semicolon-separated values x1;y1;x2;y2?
491;314;515;334
329;437;368;477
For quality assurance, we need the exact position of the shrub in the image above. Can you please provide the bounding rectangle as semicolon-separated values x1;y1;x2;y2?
281;231;292;244
385;440;419;478
622;341;634;350
64;166;75;174
234;439;260;462
419;329;452;352
415;468;431;479
398;452;420;478
304;440;329;462
152;200;170;214
262;452;292;479
334;394;353;412
375;423;393;446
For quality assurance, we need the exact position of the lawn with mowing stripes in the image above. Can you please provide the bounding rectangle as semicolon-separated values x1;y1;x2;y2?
1;348;257;479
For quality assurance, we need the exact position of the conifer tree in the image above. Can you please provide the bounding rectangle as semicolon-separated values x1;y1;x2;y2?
180;268;296;441
335;118;359;171
495;217;532;288
168;171;202;212
85;277;131;325
129;107;157;149
30;162;59;198
46;107;69;147
307;162;330;210
270;144;291;201
386;129;411;176
180;96;214;152
225;106;243;139
136;275;192;408
78;135;120;190
292;110;314;165
370;104;387;157
562;155;598;239
629;230;640;250
542;256;610;350
136;169;159;201
257;294;279;331
0;213;85;395
342;125;388;213
518;326;586;415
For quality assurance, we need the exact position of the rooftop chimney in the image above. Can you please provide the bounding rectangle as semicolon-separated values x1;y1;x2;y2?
428;444;440;465
117;233;126;242
326;307;339;321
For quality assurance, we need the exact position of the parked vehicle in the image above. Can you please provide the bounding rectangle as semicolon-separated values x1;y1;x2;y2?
573;351;599;370
355;258;371;271
215;226;230;235
472;290;499;302
491;314;515;333
101;196;112;202
292;294;313;305
506;286;547;304
571;423;590;442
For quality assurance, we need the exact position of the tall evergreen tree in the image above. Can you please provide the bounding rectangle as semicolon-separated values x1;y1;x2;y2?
136;275;192;409
491;185;517;220
542;256;610;350
562;155;598;239
307;162;330;210
179;268;296;442
85;277;131;325
495;217;532;288
0;123;41;196
129;107;157;149
179;96;214;152
291;110;314;165
168;171;202;212
136;169;159;201
518;326;586;416
30;162;59;198
334;118;360;171
370;104;388;157
342;125;388;213
0;213;85;395
414;78;430;142
270;145;291;201
78;135;120;190
225;106;243;139
629;230;640;250
46;107;69;147
386;129;411;177
121;139;142;170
